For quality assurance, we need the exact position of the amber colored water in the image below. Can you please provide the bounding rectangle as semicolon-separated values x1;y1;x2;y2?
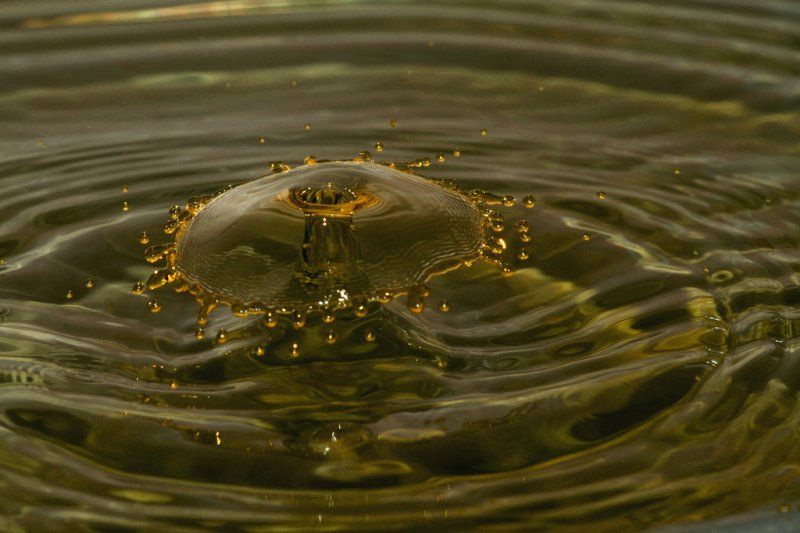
1;1;800;530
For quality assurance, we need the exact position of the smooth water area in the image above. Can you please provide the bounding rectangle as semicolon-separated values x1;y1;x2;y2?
1;1;800;530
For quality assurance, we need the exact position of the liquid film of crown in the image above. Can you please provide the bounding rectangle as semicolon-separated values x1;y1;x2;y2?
137;153;536;351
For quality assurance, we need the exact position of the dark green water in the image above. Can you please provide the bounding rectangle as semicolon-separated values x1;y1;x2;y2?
1;1;800;530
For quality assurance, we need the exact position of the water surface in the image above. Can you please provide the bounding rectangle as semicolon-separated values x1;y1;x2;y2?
1;0;800;530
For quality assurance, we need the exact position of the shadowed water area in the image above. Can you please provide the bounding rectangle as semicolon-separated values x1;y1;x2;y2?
1;0;800;530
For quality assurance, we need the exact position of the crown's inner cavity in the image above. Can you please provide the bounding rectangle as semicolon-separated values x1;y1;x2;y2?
287;183;376;216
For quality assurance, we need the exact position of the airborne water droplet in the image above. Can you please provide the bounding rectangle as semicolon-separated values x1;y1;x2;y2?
325;330;337;345
522;195;536;208
252;344;266;357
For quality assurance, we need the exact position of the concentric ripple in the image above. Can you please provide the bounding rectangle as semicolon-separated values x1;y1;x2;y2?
1;0;799;530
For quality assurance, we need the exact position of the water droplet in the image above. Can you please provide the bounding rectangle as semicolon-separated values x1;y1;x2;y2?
65;289;73;300
122;185;129;193
517;248;529;261
138;231;150;245
438;300;450;313
216;329;228;343
374;141;384;152
132;282;145;295
480;128;488;136
252;344;266;357
169;381;178;390
195;327;205;339
325;330;337;345
516;220;530;233
582;233;591;241
597;191;606;199
169;205;182;220
519;232;531;243
501;265;515;276
522;195;536;208
85;278;94;288
364;330;376;342
304;155;317;165
453;148;461;157
290;342;300;357
502;195;515;207
263;311;277;328
122;201;130;211
291;310;306;329
436;153;446;163
390;119;398;128
356;150;372;162
215;431;222;445
304;123;312;131
353;300;368;318
258;137;266;144
673;168;681;175
147;298;162;313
